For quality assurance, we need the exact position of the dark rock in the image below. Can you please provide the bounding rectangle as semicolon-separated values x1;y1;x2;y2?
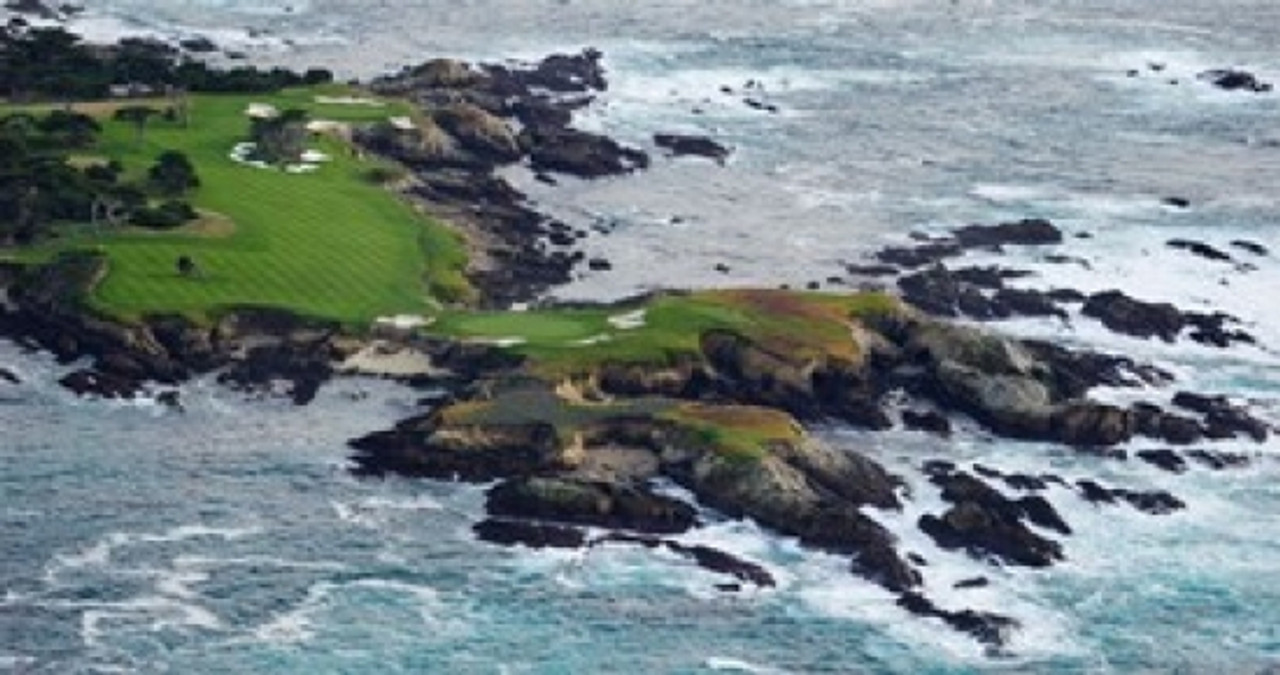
1045;288;1087;304
919;501;1063;567
898;266;1006;319
1183;311;1256;349
1051;403;1136;447
1022;339;1171;395
1076;480;1116;505
217;339;335;405
845;263;900;277
902;409;952;437
1153;412;1205;446
58;368;141;399
1172;391;1270;442
587;258;613;271
179;36;218;53
0;367;18;384
1082;290;1185;342
1016;495;1072;535
992;288;1068;319
485;478;697;534
654;133;731;163
522;125;649;178
1185;449;1250;470
1118;489;1185;515
952;218;1063;248
474;518;587;549
1230;240;1269;256
4;0;59;19
954;576;990;589
1075;479;1185;515
896;592;1018;650
743;98;779;114
1162;196;1191;209
348;419;566;481
596;533;775;588
922;460;957;477
921;470;1067;567
875;243;962;269
950;266;1034;289
1135;449;1187;473
1167;239;1232;263
1199;69;1273;93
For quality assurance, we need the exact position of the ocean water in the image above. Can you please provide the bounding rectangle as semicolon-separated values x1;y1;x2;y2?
4;1;1280;672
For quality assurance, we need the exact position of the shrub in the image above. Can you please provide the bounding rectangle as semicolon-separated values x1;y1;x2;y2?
132;200;197;229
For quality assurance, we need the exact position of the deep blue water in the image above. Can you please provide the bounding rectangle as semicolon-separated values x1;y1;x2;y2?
4;1;1280;672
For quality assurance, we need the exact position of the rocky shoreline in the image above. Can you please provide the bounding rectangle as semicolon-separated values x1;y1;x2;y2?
2;44;1277;654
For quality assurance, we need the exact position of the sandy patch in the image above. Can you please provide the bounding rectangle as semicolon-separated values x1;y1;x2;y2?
608;310;647;330
339;341;443;378
314;96;385;107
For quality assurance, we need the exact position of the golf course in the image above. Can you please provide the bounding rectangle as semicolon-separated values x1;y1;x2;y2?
5;85;470;325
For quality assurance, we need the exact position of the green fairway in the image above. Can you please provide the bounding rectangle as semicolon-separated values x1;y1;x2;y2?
9;85;468;325
431;289;901;376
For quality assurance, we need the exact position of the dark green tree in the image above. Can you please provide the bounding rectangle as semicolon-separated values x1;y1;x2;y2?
148;150;199;196
37;110;101;148
113;105;159;148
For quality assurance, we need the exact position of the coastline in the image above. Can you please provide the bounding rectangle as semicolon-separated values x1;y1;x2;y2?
3;6;1280;667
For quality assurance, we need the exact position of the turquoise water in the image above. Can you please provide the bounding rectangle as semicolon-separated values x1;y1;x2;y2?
5;0;1280;671
4;345;1276;673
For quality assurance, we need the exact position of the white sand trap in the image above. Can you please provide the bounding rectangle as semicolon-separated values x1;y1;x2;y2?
284;164;319;174
306;119;347;133
314;96;385;106
475;337;527;348
300;150;330;163
340;342;442;378
388;116;416;131
573;334;613;346
375;315;433;331
607;310;647;330
245;102;279;119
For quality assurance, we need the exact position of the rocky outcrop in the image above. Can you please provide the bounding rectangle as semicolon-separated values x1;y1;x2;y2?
1082;290;1185;342
919;466;1067;568
595;533;776;588
521;125;650;178
349;418;568;480
897;592;1018;651
1199;69;1273;93
654;133;731;163
363;49;652;305
485;477;697;534
1076;480;1185;515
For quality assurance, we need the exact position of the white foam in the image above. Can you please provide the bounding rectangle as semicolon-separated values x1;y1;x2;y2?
705;656;788;674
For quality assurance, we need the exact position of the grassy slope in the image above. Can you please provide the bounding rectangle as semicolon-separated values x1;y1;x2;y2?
432;289;901;376
6;85;468;325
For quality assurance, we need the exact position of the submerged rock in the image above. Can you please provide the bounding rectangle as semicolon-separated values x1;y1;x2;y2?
897;591;1018;650
1199;69;1273;93
473;518;587;549
654;133;731;163
1082;290;1185;342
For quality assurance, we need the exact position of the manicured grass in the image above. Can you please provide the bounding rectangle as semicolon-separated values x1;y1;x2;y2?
7;85;469;325
431;289;904;376
661;402;802;463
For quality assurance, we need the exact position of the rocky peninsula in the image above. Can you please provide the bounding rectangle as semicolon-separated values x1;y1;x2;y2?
1;30;1275;652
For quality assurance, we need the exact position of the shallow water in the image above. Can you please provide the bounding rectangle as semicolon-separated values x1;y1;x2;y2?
4;0;1280;671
